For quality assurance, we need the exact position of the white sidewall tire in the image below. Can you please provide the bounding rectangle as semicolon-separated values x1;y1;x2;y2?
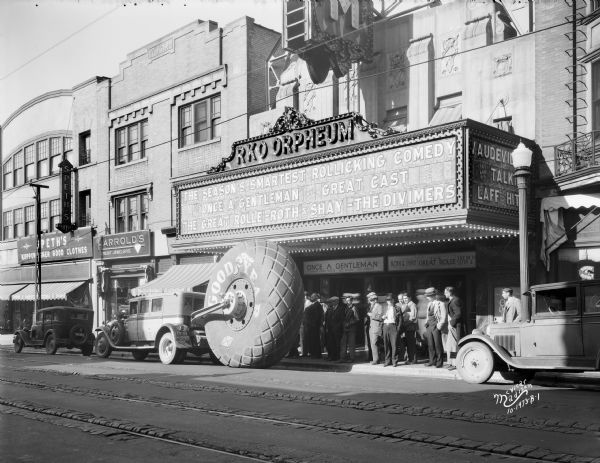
204;240;304;368
158;331;178;365
457;342;494;384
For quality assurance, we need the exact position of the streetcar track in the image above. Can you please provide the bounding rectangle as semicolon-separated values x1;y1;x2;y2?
0;376;596;462
1;359;595;436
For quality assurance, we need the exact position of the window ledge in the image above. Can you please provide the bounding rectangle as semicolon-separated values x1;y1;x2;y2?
115;157;148;169
178;137;221;152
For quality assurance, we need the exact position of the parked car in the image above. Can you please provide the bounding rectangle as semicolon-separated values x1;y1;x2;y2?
457;279;600;383
13;306;95;356
94;291;215;365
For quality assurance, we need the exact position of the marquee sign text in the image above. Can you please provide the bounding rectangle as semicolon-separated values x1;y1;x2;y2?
388;251;476;272
179;137;458;235
304;257;385;275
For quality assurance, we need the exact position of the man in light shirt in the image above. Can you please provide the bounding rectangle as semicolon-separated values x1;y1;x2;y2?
382;294;402;367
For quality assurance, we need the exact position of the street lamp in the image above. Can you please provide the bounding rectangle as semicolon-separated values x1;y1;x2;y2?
511;142;533;322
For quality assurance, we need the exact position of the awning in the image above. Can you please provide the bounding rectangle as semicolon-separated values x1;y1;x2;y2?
429;103;462;127
130;263;215;297
0;284;26;301
540;193;600;217
12;281;88;301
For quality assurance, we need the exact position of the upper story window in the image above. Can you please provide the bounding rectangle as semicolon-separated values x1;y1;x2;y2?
179;94;221;148
24;145;35;182
79;131;91;166
50;137;62;175
3;158;13;190
78;190;91;227
37;140;49;178
49;199;60;232
3;210;14;240
116;120;148;165
41;202;49;233
593;61;600;132
13;208;24;238
115;192;148;233
25;205;35;237
593;0;600;12
13;151;24;187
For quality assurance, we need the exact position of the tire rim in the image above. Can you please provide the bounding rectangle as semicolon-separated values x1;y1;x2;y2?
223;277;255;332
461;347;488;381
97;335;109;355
160;335;175;361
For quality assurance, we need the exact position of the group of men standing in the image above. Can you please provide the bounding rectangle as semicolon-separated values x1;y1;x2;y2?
366;287;463;369
299;292;361;362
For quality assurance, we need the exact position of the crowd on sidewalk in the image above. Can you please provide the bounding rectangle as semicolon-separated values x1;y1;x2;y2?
287;286;464;370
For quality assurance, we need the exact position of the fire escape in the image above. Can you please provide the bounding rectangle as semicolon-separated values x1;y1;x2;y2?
554;0;600;179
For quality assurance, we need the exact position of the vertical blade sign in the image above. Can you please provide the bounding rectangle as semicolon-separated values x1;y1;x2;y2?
56;159;77;233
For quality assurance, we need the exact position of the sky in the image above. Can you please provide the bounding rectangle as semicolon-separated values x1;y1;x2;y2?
0;0;283;124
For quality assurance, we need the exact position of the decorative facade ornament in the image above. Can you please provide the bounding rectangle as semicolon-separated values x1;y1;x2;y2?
441;35;460;76
354;114;397;138
268;106;315;135
302;81;318;116
493;53;512;78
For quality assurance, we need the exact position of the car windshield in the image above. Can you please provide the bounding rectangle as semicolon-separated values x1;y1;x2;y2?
535;287;578;316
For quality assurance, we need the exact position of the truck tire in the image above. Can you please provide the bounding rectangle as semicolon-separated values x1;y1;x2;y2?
158;331;179;365
45;333;58;355
457;342;494;384
204;240;304;368
13;334;24;353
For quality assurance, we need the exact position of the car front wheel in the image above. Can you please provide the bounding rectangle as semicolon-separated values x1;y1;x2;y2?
158;332;179;365
456;342;494;384
13;335;24;353
45;333;58;355
96;333;112;359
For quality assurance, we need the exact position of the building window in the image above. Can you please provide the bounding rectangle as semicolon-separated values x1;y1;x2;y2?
41;202;49;233
13;151;24;187
64;137;74;166
24;145;36;182
593;0;600;12
14;208;24;238
593;61;600;132
116;120;148;165
115;192;148;233
3;158;13;190
179;94;221;148
37;140;49;178
79;131;91;166
385;107;407;132
25;205;35;237
49;199;60;232
3;211;13;240
50;138;62;174
78;190;91;227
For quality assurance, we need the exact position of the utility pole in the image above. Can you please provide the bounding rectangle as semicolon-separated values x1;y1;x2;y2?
29;182;49;324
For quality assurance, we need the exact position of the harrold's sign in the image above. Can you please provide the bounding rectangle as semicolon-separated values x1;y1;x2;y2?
18;227;93;264
97;230;151;259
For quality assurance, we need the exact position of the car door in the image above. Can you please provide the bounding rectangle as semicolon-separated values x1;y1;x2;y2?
531;285;583;357
136;299;151;342
581;282;600;365
126;301;139;342
140;297;163;342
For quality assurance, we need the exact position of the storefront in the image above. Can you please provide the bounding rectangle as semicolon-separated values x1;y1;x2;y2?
95;230;158;323
5;227;94;328
169;110;536;331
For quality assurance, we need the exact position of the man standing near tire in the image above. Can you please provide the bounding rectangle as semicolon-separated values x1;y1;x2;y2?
398;291;418;364
444;286;463;370
424;287;446;368
366;292;384;365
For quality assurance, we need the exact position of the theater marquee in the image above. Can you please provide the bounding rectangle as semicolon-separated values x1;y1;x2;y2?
179;137;458;235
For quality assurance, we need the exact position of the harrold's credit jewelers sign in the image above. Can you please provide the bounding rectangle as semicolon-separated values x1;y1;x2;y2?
97;230;151;259
179;137;458;235
304;257;385;275
17;227;94;264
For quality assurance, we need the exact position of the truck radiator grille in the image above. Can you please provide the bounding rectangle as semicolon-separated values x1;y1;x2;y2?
494;335;516;354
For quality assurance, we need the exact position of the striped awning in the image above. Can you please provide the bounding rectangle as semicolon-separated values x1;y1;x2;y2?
0;284;26;301
130;263;215;297
12;281;87;301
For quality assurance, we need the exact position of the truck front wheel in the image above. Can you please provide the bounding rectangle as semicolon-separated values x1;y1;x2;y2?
457;342;494;384
158;332;179;365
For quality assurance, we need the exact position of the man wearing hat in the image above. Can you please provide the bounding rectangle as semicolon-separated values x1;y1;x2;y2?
324;296;344;361
501;288;521;323
424;287;447;368
366;292;384;365
303;293;324;358
339;293;360;362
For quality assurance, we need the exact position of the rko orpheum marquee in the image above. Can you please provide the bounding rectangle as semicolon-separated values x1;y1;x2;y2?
171;108;535;329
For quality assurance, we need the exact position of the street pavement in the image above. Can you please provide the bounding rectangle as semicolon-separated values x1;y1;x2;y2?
2;333;599;389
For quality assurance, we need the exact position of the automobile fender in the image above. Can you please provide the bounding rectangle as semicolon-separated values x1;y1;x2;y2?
458;333;521;369
13;330;32;346
155;324;193;349
94;326;118;348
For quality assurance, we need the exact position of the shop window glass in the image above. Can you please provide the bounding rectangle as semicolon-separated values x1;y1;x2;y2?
583;284;600;313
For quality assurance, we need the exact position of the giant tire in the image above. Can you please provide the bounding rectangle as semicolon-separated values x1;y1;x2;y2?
204;240;304;368
456;342;495;384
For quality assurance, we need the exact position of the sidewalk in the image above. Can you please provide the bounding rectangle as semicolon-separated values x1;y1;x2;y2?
3;333;599;388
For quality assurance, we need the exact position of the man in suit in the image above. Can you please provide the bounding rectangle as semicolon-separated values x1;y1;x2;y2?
366;292;384;365
324;296;344;361
397;291;418;364
502;288;521;323
444;286;463;370
424;287;447;368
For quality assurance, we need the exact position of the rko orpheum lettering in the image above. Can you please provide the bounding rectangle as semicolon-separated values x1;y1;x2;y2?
234;119;354;167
